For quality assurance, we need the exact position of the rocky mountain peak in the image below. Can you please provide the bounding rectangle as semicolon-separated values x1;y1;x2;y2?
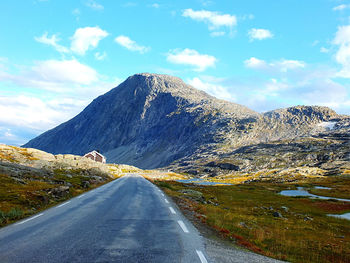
23;73;347;169
264;105;338;124
121;73;201;98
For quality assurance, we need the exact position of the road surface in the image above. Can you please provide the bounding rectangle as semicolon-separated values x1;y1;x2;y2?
0;174;210;263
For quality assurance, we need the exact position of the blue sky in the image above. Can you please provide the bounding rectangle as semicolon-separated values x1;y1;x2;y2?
1;0;350;145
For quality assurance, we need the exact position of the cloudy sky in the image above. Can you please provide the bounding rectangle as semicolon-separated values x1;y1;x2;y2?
1;0;350;145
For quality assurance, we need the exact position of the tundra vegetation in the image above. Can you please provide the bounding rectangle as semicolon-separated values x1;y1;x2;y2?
0;144;140;227
0;168;112;226
154;175;350;263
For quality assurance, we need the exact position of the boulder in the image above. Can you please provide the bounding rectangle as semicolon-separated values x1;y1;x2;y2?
49;186;70;198
206;161;239;171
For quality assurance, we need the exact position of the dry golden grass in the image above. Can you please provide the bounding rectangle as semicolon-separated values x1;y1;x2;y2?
141;171;187;180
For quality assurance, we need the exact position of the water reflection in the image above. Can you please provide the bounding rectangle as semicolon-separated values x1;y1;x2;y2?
328;213;350;220
280;187;350;202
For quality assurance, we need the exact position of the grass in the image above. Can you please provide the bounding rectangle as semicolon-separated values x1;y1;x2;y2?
0;152;17;163
141;171;187;180
0;208;24;224
0;169;113;228
154;176;350;263
0;145;39;162
305;176;350;199
17;148;39;161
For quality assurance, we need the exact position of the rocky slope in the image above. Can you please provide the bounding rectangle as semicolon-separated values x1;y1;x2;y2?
0;144;140;177
24;73;258;168
24;73;350;172
170;118;350;180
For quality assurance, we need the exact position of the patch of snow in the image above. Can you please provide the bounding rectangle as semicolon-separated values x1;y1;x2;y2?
317;121;337;130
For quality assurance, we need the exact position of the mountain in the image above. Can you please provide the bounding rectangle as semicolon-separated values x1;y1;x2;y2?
24;73;350;170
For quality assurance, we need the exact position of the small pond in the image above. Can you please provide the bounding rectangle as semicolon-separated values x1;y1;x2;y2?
280;187;350;203
328;213;350;220
177;178;232;186
280;187;350;221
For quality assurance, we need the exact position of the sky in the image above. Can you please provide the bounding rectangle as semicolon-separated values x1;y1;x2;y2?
1;0;350;146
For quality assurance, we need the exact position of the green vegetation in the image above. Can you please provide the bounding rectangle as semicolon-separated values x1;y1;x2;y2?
0;208;24;224
154;176;350;263
0;146;38;162
0;169;113;228
121;168;139;173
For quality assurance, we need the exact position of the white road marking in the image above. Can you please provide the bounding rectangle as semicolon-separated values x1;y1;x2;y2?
164;198;169;204
15;213;43;225
196;250;208;263
58;201;70;208
77;194;85;199
169;207;176;214
177;220;189;233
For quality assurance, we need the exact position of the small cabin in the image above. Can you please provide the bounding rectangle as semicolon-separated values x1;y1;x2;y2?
84;150;106;163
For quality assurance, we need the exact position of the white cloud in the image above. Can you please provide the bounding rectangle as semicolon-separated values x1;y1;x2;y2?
166;48;217;72
289;78;350;113
236;60;350;113
72;8;81;21
36;27;108;56
182;9;237;30
0;128;26;146
264;78;289;95
244;57;268;69
333;25;350;78
85;0;104;10
114;35;150;54
210;31;225;37
0;59;100;92
248;28;273;41
72;8;80;16
333;4;350;11
320;47;330;53
32;59;98;85
312;40;319;46
34;32;69;53
95;51;107;60
151;3;160;8
200;0;214;6
0;57;8;70
244;57;305;72
240;14;255;20
0;95;86;132
187;77;235;101
0;57;122;145
4;130;15;138
278;59;305;72
0;93;124;145
123;2;137;7
71;26;108;55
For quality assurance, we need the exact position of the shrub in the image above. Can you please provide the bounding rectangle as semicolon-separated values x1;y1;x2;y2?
157;181;174;190
6;208;24;220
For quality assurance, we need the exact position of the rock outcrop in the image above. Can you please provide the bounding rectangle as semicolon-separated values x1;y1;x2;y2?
0;144;140;177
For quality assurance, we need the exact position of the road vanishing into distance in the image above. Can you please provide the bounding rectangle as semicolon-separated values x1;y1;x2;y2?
0;174;210;263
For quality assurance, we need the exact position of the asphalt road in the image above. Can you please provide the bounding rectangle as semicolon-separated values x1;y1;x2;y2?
0;174;210;263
